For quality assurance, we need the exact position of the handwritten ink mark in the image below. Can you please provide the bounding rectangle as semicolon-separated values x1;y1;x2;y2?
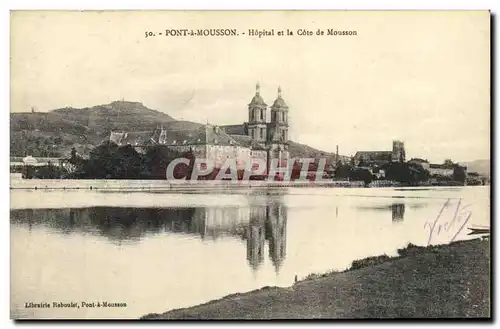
424;198;472;246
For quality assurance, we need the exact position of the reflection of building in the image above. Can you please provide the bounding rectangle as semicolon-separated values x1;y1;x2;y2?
11;199;288;272
244;197;288;273
191;207;250;240
391;203;405;221
247;215;266;271
265;201;287;273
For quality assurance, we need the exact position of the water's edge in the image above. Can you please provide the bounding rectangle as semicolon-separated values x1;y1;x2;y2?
141;237;490;319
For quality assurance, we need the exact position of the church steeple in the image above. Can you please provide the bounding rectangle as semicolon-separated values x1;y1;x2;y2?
271;86;288;109
249;82;266;107
248;82;267;147
269;86;289;160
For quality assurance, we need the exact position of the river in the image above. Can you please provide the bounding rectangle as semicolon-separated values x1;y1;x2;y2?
10;181;490;319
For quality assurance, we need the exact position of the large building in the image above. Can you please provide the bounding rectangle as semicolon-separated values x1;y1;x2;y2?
428;163;455;177
108;123;267;169
106;83;290;169
408;158;430;171
353;140;406;166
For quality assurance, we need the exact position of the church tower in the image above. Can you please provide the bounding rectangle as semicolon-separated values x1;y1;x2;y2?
247;83;268;148
269;86;289;160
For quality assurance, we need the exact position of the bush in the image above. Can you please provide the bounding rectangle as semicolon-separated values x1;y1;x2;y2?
350;254;392;270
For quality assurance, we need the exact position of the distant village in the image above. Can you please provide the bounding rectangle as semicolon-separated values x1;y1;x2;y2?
11;83;489;185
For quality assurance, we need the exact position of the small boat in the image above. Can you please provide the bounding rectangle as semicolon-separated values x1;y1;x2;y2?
468;226;490;235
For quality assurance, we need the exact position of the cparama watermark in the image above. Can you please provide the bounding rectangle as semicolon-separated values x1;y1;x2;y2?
165;157;333;182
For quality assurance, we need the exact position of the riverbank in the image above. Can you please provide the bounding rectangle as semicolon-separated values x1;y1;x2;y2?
10;176;476;191
142;238;490;319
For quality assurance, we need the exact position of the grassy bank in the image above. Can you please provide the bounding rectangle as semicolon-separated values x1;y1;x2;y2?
142;238;490;319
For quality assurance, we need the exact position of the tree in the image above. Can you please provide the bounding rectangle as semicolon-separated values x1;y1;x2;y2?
141;145;185;179
79;141;142;179
334;161;351;179
33;163;68;179
444;159;454;167
114;145;142;179
69;147;80;165
349;168;373;186
350;157;356;167
83;141;119;178
384;162;430;185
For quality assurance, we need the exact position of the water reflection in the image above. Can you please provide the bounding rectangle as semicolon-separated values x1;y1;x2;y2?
391;204;405;222
10;196;288;273
356;202;406;222
246;200;287;273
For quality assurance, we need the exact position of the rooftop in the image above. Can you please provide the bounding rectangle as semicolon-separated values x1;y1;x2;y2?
107;124;268;150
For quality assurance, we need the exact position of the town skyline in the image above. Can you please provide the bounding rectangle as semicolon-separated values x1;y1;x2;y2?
10;11;490;163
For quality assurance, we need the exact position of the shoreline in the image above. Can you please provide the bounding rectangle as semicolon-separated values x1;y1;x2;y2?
141;238;490;319
10;177;478;191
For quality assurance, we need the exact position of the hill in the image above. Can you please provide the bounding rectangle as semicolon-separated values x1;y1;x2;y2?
10;101;345;160
49;101;176;133
462;159;490;177
288;140;350;164
10;101;208;157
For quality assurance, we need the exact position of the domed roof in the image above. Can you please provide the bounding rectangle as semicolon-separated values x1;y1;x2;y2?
272;97;288;109
271;86;288;109
249;94;267;107
249;83;267;107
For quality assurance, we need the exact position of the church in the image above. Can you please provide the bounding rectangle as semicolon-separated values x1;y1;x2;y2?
106;83;290;169
220;83;290;161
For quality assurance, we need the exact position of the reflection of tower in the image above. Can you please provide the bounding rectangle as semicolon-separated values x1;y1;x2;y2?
265;199;287;274
191;208;208;239
244;196;288;273
246;215;266;271
392;203;405;221
27;209;33;232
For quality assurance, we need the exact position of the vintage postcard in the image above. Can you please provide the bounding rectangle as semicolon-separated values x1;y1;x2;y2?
10;10;490;319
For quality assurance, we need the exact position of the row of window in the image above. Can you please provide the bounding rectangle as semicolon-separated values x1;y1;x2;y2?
251;109;287;122
251;127;266;140
250;127;288;141
272;128;288;141
274;111;287;123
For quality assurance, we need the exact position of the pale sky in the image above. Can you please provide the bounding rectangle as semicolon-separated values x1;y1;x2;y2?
10;11;490;163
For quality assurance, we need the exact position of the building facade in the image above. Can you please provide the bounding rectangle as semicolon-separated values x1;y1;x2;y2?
408;158;430;171
428;164;455;177
392;140;406;163
106;83;290;171
353;140;406;166
220;83;290;162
